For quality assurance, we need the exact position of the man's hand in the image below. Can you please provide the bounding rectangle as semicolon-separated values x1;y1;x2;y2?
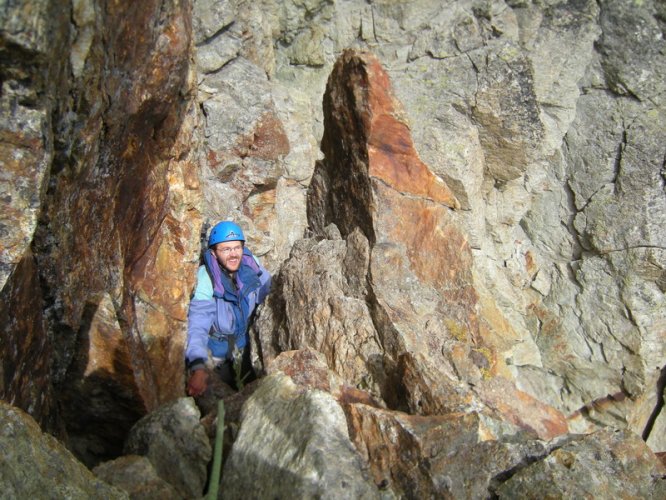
187;369;209;397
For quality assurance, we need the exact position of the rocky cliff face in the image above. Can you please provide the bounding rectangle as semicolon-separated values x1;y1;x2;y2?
1;0;201;461
1;0;665;494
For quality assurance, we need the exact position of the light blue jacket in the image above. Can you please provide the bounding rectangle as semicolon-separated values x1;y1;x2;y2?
185;248;271;367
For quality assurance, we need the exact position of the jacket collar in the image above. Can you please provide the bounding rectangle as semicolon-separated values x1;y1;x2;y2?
204;249;260;299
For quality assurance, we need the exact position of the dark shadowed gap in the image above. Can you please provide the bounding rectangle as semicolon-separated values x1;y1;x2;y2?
642;365;666;441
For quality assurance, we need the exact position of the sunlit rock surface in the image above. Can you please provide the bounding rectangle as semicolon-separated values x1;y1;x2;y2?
223;349;665;498
221;368;379;499
256;49;568;444
495;429;666;499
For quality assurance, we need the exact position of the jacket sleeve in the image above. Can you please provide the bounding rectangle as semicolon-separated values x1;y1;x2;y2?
185;266;215;365
256;260;272;305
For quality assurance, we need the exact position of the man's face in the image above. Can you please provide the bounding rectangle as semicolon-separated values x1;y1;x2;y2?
213;240;243;272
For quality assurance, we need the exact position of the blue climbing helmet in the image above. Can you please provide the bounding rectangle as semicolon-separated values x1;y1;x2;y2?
208;221;245;247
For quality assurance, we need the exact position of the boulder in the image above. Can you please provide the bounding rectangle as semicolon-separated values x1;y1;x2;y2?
220;370;379;499
93;455;181;500
254;227;384;392
227;349;666;499
347;403;549;499
0;401;127;499
494;429;666;499
124;398;211;499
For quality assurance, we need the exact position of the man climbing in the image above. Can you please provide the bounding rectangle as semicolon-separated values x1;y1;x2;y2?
185;221;271;396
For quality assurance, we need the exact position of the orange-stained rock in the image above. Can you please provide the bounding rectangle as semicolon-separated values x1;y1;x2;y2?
344;392;551;499
397;351;478;415
127;103;203;406
0;252;59;434
657;452;666;468
473;377;569;441
244;187;277;235
315;49;459;243
310;49;483;375
1;0;199;464
267;348;337;394
261;49;569;452
268;349;385;410
396;350;568;441
372;181;481;355
233;111;290;161
72;1;197;417
58;294;145;467
361;55;459;209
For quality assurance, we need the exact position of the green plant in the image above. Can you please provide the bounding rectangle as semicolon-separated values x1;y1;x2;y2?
206;399;226;500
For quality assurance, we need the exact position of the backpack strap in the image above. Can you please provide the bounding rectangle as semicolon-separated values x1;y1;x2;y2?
241;247;262;275
203;249;225;298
